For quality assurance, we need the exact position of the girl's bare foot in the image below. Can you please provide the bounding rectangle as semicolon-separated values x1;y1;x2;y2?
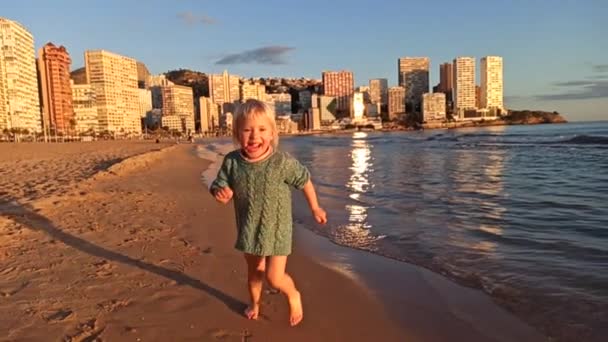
288;291;303;326
244;304;259;320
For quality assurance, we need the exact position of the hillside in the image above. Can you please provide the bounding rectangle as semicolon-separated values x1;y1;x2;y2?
503;110;568;124
165;69;209;98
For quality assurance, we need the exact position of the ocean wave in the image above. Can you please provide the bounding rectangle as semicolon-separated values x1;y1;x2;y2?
560;135;608;145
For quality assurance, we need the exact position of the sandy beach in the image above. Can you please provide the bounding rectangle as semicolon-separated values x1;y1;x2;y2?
0;141;546;341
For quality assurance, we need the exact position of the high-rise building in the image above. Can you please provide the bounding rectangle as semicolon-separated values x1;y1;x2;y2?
161;85;193;117
422;93;446;122
453;57;476;118
138;89;152;118
439;63;453;94
388;86;406;120
266;93;292;116
312;94;337;124
304;109;321;131
397;57;430;112
0;18;41;133
352;92;365;120
480;56;504;114
209;70;240;111
369;78;388;105
147;74;174;109
37;43;73;135
85;50;139;134
322;70;354;115
298;90;312;111
198;96;219;133
71;80;98;133
161;85;194;134
438;62;453;112
240;81;266;101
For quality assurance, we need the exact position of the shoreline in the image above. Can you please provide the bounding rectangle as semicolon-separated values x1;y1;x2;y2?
0;141;546;341
0;142;407;341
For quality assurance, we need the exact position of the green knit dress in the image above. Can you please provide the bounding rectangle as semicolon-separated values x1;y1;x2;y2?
210;150;310;256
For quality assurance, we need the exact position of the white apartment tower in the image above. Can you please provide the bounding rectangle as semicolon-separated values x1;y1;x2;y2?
453;57;476;118
85;50;140;134
241;82;266;102
388;86;406;120
481;56;504;114
0;18;41;133
422;93;446;122
209;70;240;109
71;81;99;133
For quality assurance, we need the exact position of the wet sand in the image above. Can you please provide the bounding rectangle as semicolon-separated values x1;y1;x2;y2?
0;141;546;341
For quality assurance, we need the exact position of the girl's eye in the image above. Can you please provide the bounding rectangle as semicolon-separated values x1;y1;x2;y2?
243;129;251;132
260;127;266;132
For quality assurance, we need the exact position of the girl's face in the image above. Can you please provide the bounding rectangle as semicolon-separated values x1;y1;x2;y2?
238;114;274;159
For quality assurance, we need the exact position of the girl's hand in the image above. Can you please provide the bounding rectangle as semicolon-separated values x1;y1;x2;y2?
214;186;233;204
312;207;327;224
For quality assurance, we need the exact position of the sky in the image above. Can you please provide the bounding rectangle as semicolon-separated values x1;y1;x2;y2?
2;0;607;121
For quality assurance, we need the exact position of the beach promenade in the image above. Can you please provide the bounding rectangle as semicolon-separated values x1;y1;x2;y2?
0;141;545;341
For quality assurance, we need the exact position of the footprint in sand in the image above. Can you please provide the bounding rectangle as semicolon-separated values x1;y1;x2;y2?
63;318;105;342
0;266;17;276
96;299;132;313
91;260;115;278
1;281;30;297
42;309;73;323
209;329;252;340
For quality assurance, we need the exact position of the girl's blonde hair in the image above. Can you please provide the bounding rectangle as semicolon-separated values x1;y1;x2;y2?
232;99;279;148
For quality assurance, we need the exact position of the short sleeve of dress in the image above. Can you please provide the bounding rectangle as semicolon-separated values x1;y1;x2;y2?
283;153;310;190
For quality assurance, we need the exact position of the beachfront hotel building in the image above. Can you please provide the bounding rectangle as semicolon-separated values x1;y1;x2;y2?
481;56;504;116
240;81;266;102
37;43;73;135
161;85;193;118
422;92;446;122
147;74;174;109
398;57;430;112
70;81;98;133
138;89;152;119
84;50;140;134
209;70;240;113
199;96;219;132
322;70;354;116
0;18;41;133
388;86;406;120
453;57;476;119
369;78;388;106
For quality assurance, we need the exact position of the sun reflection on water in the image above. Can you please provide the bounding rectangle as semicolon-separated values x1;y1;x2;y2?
331;132;381;249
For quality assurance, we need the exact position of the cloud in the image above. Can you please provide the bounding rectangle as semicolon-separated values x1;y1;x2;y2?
592;64;608;73
553;80;596;87
215;46;295;65
177;12;217;26
504;95;526;102
535;80;608;100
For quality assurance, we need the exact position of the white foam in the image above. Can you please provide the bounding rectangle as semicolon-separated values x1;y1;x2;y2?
196;142;235;189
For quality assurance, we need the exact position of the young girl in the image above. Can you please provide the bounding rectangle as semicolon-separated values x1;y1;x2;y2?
210;99;327;327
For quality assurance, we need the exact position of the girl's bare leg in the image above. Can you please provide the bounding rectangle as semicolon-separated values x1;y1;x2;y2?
266;256;303;326
243;253;265;319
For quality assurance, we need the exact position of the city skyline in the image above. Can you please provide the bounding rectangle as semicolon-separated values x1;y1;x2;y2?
2;0;606;121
